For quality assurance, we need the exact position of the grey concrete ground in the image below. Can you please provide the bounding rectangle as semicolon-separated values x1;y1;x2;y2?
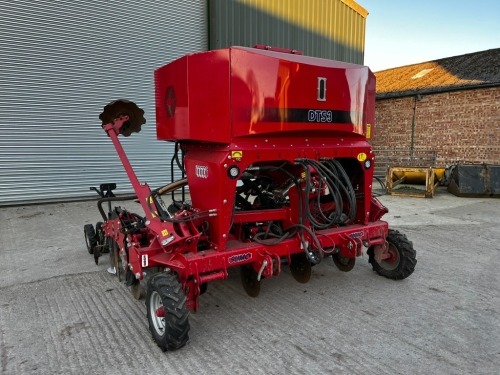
0;188;499;374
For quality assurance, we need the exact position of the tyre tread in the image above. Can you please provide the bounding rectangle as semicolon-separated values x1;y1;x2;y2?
146;273;190;351
368;229;417;280
84;224;97;254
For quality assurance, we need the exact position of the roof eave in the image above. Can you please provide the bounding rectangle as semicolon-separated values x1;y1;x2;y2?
376;82;500;100
340;0;368;18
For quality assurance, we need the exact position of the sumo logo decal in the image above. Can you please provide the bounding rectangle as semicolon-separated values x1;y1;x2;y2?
228;253;252;264
195;165;209;179
349;231;364;239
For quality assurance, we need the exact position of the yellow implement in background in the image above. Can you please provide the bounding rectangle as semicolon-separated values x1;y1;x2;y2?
386;167;445;198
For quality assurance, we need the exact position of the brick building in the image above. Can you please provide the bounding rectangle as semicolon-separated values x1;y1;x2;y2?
371;48;500;167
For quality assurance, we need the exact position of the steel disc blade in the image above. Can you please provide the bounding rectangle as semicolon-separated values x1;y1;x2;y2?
290;254;312;283
240;265;261;297
99;99;146;136
130;280;144;300
332;254;355;272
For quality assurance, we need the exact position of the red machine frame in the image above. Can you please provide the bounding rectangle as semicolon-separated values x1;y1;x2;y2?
102;116;390;310
91;46;416;351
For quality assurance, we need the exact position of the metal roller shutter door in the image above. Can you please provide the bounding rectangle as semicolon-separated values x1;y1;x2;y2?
0;0;207;205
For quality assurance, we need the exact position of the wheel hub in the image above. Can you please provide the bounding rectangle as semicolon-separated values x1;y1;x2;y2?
155;306;165;318
379;244;400;270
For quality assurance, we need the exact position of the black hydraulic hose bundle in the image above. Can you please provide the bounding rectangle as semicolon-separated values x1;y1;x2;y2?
147;189;215;224
325;158;357;221
294;158;356;263
170;141;187;203
243;162;311;263
297;158;356;228
248;158;356;264
241;164;321;263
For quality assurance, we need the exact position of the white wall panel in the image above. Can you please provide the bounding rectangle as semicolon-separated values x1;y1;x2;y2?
0;0;207;205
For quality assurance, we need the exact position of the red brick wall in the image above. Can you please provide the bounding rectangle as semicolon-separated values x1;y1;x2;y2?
371;86;500;166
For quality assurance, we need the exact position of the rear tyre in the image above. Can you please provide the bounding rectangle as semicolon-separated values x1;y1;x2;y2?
368;229;417;280
146;273;190;351
84;224;97;254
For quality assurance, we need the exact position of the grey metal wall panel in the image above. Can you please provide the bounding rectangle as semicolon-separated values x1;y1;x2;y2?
0;0;207;205
209;0;366;64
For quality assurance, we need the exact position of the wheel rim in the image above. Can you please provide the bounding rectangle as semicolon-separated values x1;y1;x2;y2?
379;243;400;270
149;291;165;336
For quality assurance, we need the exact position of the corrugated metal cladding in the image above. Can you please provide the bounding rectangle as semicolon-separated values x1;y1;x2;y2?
209;0;367;64
0;0;207;206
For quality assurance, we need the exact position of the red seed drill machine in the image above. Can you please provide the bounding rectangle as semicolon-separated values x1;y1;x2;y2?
84;46;416;351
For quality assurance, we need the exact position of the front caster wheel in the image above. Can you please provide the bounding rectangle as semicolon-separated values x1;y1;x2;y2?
84;224;97;254
368;229;417;280
146;273;190;351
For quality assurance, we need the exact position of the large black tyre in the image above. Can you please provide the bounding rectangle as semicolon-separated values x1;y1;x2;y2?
84;224;97;254
146;273;190;351
368;229;417;280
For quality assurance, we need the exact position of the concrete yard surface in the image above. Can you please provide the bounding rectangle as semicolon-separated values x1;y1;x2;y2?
0;189;499;374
